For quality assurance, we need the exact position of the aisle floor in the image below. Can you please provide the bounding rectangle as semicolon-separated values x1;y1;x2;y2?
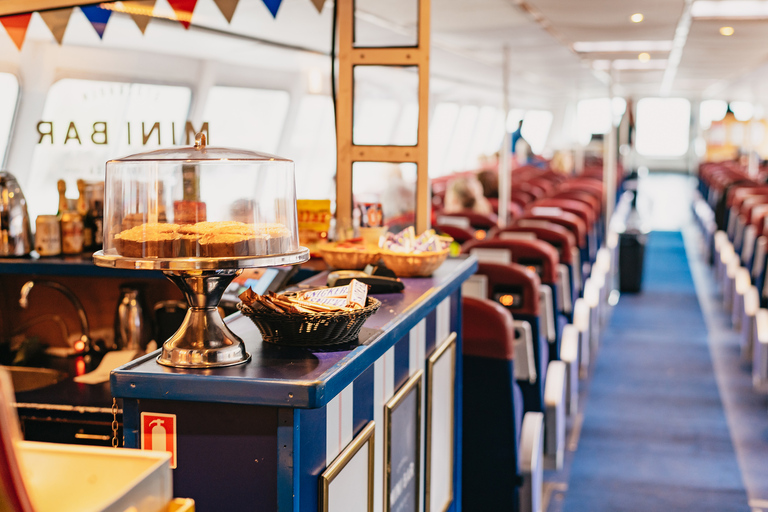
546;174;768;512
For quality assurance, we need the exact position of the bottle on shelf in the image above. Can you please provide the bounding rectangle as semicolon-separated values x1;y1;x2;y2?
57;179;84;255
90;183;104;251
77;179;95;251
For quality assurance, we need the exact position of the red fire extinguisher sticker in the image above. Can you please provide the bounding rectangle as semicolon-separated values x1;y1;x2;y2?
140;412;177;469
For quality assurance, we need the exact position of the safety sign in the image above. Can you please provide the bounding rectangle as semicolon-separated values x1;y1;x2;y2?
140;412;177;469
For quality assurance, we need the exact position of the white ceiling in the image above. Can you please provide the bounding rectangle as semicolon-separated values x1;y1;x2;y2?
4;0;768;105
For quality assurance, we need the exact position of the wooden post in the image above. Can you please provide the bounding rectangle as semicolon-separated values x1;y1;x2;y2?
335;0;431;235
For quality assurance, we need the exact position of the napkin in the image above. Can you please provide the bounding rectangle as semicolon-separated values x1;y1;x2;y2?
73;350;139;385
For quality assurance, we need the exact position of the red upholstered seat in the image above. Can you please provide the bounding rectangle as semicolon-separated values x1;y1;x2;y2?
462;296;515;360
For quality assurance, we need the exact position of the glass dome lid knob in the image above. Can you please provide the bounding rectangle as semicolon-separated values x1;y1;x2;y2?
194;132;207;150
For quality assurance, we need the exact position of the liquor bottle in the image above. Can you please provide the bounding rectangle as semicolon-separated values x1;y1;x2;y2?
77;179;95;251
173;164;206;224
57;180;84;254
57;179;68;216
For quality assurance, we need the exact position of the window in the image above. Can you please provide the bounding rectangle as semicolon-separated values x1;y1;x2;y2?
203;86;289;154
353;66;419;146
635;98;691;157
522;110;553;155
287;95;337;201
700;99;727;129
485;109;507;156
466;106;504;169
353;162;417;229
353;98;400;145
26;79;191;225
730;101;754;122
0;73;18;168
444;105;479;173
392;102;419;146
428;103;459;176
577;98;612;146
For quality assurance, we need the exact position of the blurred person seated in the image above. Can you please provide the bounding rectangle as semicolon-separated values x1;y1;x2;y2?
443;175;494;215
477;169;499;199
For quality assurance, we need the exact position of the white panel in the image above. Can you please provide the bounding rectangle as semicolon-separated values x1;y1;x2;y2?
373;358;384;512
409;319;427;376
373;347;396;512
436;215;471;228
500;231;537;241
327;446;370;512
340;384;354;452
326;393;341;466
436;296;452;347
461;274;488;299
470;247;512;265
429;343;455;512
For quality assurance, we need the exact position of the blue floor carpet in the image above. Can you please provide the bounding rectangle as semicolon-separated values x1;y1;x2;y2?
561;231;749;512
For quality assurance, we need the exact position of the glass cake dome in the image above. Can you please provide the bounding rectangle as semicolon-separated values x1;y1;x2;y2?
95;134;309;270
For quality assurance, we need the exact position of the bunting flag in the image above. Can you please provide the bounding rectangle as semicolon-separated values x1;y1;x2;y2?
0;13;32;50
40;8;73;45
80;5;112;39
213;0;240;23
123;0;157;34
168;0;198;29
310;0;325;13
262;0;283;18
0;0;318;49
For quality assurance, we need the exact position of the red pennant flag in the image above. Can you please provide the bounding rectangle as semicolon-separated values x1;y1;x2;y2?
1;13;32;51
168;0;198;29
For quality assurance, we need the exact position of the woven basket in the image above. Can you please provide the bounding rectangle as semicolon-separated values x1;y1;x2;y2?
379;249;449;277
237;294;381;347
318;243;381;270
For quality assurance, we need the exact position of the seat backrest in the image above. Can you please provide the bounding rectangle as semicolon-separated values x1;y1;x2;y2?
464;238;559;285
506;220;578;265
434;223;476;244
528;198;595;229
520;210;587;248
461;296;523;510
551;190;602;216
474;261;541;317
462;296;515;360
437;209;498;230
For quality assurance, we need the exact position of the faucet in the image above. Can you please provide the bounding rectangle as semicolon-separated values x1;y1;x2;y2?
19;280;91;352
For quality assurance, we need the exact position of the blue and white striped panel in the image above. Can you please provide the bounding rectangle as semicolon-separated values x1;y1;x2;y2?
320;294;453;512
326;381;354;466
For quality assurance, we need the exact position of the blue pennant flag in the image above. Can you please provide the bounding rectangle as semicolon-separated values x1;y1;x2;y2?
81;5;112;39
262;0;282;17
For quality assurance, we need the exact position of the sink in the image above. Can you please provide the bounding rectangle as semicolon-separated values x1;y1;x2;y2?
1;366;68;393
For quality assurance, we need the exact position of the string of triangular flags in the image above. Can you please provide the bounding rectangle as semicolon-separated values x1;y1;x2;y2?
0;0;327;50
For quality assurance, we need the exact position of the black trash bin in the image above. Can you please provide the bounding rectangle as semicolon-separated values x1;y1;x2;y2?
618;229;647;293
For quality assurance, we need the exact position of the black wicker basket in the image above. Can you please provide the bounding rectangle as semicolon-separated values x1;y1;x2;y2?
237;294;381;347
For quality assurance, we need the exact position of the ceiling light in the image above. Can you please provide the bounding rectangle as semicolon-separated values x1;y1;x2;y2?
638;52;651;62
630;13;644;23
573;40;674;53
720;26;735;35
692;0;768;18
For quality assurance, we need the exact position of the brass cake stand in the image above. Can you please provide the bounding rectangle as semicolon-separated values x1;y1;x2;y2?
93;249;309;368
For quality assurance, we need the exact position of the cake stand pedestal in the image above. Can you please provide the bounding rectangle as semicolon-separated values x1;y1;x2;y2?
93;249;309;369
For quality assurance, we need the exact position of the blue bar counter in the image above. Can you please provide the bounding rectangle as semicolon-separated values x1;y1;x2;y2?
111;255;477;512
